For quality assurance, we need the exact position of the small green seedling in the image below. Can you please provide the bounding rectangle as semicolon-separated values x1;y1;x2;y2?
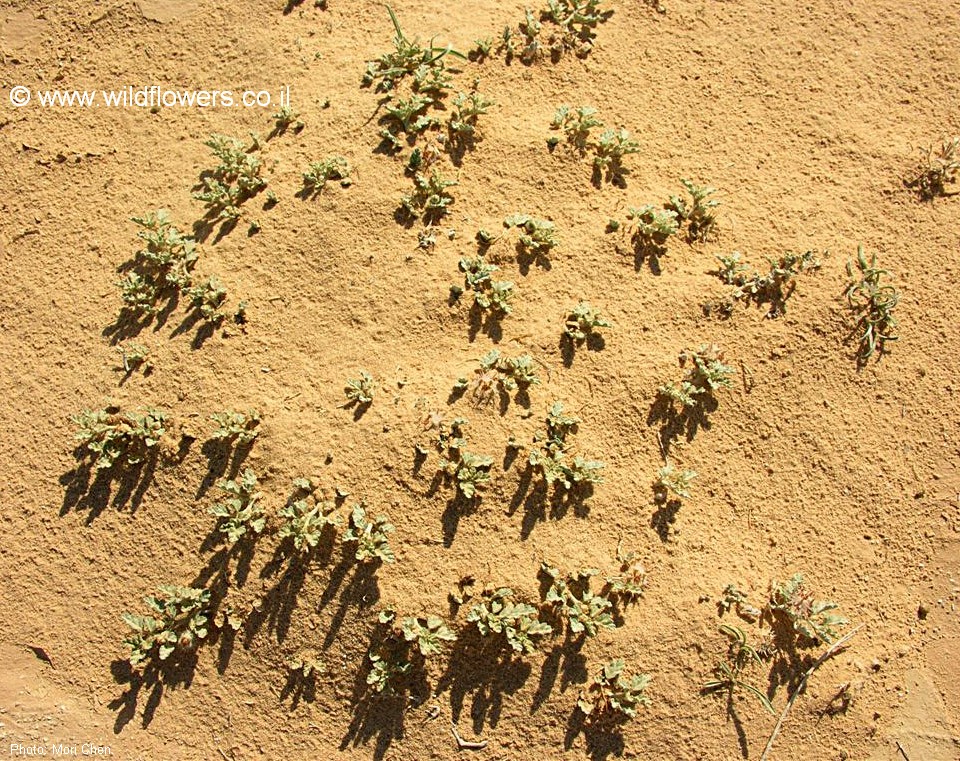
366;646;411;694
471;37;494;59
658;344;734;411
343;503;395;563
544;0;612;56
441;450;494;499
504;213;557;263
270;105;304;135
702;624;774;714
278;485;339;554
908;136;959;200
766;574;847;646
604;549;646;606
714;250;821;318
467;587;554;654
345;371;376;405
302;156;351;195
186;276;228;322
542;563;617;638
73;408;166;469
564;302;611;343
458;256;515;315
194;134;267;220
626;205;679;254
578;659;651;723
122;586;210;667
551;105;603;152
456;349;540;405
362;6;465;93
528;402;605;491
210;468;266;544
210;409;261;445
666;179;720;242
593;128;641;183
402;170;458;220
117;342;152;374
654;464;697;501
400;615;457;656
845;245;899;363
448;90;495;144
287;651;326;678
131;209;198;290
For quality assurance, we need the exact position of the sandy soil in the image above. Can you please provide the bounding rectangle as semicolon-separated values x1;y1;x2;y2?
1;0;959;759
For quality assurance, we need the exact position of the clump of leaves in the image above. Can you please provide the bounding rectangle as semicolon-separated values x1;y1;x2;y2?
766;574;847;646
186;276;229;322
702;624;774;714
194;134;267;220
603;548;646;607
302;156;351;196
122;586;210;667
401;615;457;656
278;481;339;555
504;213;557;265
666;179;720;242
528;402;605;491
455;349;540;405
448;90;495;146
270;105;303;136
362;6;465;94
845;245;899;364
593;128;641;184
713;249;821;318
343;503;395;563
543;0;613;57
401;170;458;221
210;409;261;445
366;645;412;694
654;463;697;501
210;468;266;544
907;136;959;200
467;587;554;654
658;344;734;411
551;105;603;153
718;584;762;622
625;205;679;255
73;408;167;469
458;256;515;315
380;94;437;148
344;371;376;406
563;302;611;343
117;211;199;318
442;450;494;500
287;651;325;678
578;659;652;723
541;563;616;638
117;342;152;374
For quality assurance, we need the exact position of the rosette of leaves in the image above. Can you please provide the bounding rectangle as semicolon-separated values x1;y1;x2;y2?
528;402;605;491
458;257;515;315
400;615;457;657
542;563;616;637
302;156;351;196
466;587;554;654
604;550;646;607
194;134;267;220
343;503;395;564
278;487;339;554
122;586;210;667
564;302;610;343
626;204;678;253
657;344;733;411
766;574;848;646
504;213;557;264
666;179;720;242
72;408;167;469
210;409;261;445
593;128;640;183
654;464;697;501
578;659;651;723
210;468;266;544
441;450;494;499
